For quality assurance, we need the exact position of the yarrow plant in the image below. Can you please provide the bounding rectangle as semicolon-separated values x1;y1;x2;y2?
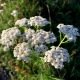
0;1;80;80
0;16;80;70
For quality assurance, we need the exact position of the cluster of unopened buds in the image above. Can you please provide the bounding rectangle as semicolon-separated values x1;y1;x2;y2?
0;15;80;69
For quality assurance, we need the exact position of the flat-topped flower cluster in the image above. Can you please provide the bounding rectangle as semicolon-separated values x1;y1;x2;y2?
0;16;80;69
0;27;21;51
57;24;80;42
44;46;70;69
15;16;50;27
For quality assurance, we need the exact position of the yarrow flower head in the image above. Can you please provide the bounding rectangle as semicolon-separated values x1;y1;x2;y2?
44;46;70;69
57;24;80;42
31;29;57;46
28;16;50;27
31;31;45;46
15;18;28;27
11;10;18;17
43;30;57;44
13;42;31;62
0;27;21;51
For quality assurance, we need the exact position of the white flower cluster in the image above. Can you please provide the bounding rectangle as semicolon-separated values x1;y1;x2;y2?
11;10;18;17
15;18;28;27
0;27;21;51
57;24;80;42
24;29;57;53
14;16;50;27
13;42;31;61
31;29;57;45
44;46;69;69
28;16;50;27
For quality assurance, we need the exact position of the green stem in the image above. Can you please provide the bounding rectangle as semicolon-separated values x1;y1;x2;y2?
58;36;66;47
62;40;69;44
